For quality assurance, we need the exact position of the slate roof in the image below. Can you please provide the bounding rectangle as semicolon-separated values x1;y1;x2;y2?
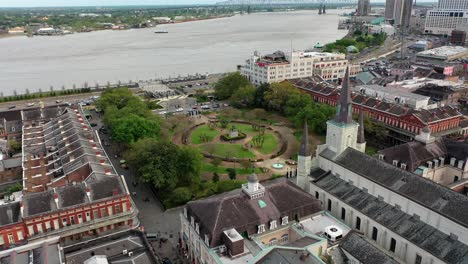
313;173;468;264
340;232;399;264
289;78;462;124
22;176;124;217
333;148;468;228
186;178;322;248
0;202;21;227
378;137;468;172
88;176;124;201
23;191;57;217
256;248;324;264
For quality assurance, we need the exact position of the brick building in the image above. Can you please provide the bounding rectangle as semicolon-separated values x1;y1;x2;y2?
287;76;463;143
0;105;138;249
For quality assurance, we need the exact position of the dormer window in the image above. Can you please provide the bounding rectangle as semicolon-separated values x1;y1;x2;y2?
281;216;288;226
258;224;265;234
204;234;209;246
195;223;200;234
190;216;194;227
400;163;407;170
392;160;398;166
270;220;277;230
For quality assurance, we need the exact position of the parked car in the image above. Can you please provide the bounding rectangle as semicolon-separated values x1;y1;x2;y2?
146;233;159;241
8;105;16;109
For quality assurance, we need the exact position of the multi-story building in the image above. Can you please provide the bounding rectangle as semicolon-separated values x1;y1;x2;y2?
357;0;371;16
240;50;360;84
378;128;468;193
416;46;468;65
387;0;412;27
385;0;396;20
180;174;367;264
424;0;468;36
0;105;139;249
295;67;468;264
287;75;463;143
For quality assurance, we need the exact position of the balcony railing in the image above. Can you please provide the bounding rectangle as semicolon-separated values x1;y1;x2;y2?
28;203;139;241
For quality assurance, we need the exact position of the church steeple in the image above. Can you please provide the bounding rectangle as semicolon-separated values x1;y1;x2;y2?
299;120;311;157
357;112;365;144
335;67;353;124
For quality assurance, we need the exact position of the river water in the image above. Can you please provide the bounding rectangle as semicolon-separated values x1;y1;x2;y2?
0;10;348;95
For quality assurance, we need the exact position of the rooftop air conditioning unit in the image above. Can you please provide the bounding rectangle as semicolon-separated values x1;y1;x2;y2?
324;225;343;242
122;249;128;255
128;252;134;257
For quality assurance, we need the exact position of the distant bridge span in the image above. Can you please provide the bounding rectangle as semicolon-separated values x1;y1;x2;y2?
217;0;357;5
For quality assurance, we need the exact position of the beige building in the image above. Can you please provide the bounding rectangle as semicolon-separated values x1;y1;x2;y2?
240;50;360;84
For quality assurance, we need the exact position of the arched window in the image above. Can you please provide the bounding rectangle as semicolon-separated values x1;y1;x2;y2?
268;238;277;247
372;227;378;241
355;217;361;230
280;234;289;243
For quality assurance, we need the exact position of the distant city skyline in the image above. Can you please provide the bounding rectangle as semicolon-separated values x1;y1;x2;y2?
0;0;436;8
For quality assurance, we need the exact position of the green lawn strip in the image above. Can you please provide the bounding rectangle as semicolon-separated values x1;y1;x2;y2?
199;143;256;159
201;164;262;174
191;125;220;144
231;123;257;134
256;132;279;155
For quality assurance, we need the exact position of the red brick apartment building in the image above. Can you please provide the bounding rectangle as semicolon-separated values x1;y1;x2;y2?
0;105;138;248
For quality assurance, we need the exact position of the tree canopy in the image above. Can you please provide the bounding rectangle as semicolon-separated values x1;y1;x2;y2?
214;72;250;100
125;138;202;192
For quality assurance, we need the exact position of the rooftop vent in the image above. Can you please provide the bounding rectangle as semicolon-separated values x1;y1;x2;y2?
324;225;343;242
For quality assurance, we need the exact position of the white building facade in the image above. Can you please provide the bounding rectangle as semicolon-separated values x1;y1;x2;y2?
424;0;468;36
296;67;468;264
240;50;360;84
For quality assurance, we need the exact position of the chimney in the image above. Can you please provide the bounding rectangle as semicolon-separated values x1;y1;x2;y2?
86;187;91;201
96;152;101;156
20;202;24;217
53;193;60;209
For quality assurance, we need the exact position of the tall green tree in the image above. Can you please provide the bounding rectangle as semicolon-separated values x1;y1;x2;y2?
111;115;161;144
125;139;202;192
214;72;250;100
264;82;300;113
229;85;256;108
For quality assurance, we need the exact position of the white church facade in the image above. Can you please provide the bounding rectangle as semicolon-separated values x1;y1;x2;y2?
295;68;468;264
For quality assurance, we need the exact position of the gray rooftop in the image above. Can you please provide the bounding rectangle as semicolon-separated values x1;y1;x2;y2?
333;148;468;228
313;172;468;263
340;232;399;264
256;248;324;264
186;178;322;248
0;202;21;227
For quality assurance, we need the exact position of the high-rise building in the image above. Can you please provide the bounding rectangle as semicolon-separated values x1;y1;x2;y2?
357;0;371;16
387;0;412;27
385;0;396;20
438;0;468;10
425;0;468;35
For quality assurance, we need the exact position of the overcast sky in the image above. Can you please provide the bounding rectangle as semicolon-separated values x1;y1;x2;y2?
0;0;436;7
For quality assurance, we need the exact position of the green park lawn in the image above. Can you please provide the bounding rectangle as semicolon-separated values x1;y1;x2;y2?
191;125;220;144
201;164;263;174
255;132;279;155
200;143;256;159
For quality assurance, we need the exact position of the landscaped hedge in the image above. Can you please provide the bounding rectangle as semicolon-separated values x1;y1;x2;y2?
220;132;246;141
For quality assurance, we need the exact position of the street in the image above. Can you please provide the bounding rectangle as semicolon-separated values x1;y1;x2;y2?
89;110;184;263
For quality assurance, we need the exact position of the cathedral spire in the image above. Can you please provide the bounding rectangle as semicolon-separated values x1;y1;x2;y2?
299;120;311;156
334;67;353;124
357;112;365;144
